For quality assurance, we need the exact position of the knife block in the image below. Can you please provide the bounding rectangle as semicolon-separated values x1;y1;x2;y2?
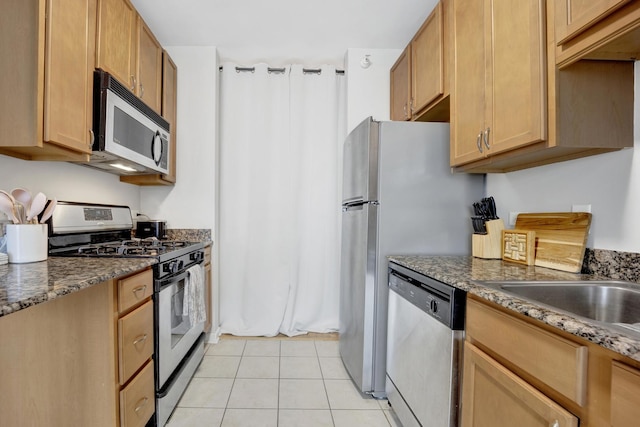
472;219;505;259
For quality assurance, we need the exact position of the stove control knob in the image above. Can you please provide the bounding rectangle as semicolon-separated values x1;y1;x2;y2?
165;260;181;274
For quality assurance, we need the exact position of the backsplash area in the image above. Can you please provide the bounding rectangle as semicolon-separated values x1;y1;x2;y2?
583;248;640;282
165;228;212;242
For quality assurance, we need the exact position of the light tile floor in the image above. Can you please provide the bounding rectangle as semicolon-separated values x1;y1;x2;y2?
166;338;401;427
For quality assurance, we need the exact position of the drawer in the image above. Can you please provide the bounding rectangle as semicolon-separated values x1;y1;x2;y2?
120;360;155;427
119;300;154;385
118;269;153;313
466;299;588;406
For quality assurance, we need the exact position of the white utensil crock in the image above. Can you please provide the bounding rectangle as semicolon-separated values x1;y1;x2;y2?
5;224;47;263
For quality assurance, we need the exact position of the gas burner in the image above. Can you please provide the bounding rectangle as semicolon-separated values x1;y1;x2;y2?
77;244;121;256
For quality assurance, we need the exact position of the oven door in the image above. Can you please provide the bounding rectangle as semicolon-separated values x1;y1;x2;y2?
156;267;205;388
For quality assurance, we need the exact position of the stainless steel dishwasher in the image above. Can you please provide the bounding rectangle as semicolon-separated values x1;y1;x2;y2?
386;262;466;427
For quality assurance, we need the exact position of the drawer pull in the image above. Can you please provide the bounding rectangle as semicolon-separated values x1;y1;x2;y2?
133;334;148;346
132;285;147;296
134;396;149;413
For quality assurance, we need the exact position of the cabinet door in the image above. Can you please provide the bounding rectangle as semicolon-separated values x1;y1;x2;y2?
486;0;546;156
611;361;640;427
411;1;444;116
450;0;486;166
96;0;137;91
137;17;162;113
44;0;95;154
556;0;631;45
462;342;579;427
390;48;410;121
161;52;177;182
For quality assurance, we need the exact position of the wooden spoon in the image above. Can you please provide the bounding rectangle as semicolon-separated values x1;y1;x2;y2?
10;188;31;223
27;192;46;224
0;193;20;223
39;198;57;224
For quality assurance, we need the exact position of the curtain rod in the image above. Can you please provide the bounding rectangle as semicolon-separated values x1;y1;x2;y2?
219;66;345;75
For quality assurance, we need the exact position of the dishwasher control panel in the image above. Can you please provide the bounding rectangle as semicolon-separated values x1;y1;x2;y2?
388;262;466;330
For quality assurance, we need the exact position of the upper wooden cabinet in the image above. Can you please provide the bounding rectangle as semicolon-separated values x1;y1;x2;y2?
390;0;450;122
97;0;162;114
450;0;633;173
136;18;163;113
390;48;411;121
451;0;546;167
411;1;447;119
556;0;640;67
555;0;631;45
0;0;96;161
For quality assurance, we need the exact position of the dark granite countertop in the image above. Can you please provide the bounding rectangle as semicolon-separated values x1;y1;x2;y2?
389;255;640;362
0;257;157;318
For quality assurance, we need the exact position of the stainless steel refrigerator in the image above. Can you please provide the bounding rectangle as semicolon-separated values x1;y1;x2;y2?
339;117;484;397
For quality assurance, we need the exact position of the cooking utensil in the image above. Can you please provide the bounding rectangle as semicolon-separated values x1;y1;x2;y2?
11;188;31;214
0;193;20;224
471;216;487;234
39;198;57;223
27;192;46;224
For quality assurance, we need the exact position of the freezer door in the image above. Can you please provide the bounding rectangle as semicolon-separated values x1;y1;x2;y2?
342;117;379;204
339;202;378;394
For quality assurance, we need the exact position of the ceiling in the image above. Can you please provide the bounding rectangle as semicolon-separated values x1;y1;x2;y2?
130;0;438;66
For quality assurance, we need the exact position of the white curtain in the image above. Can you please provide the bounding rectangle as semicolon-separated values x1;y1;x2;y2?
219;63;346;336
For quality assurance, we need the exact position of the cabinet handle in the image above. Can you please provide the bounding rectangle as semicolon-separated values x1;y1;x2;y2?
134;396;149;413
476;133;483;153
409;98;414;114
140;83;145;98
403;104;408;119
550;421;559;427
483;127;491;149
132;285;147;297
130;75;136;91
89;129;94;147
133;334;148;346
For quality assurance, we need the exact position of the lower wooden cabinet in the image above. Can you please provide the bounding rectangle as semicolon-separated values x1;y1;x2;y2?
462;341;579;427
116;269;155;426
464;296;640;426
120;359;155;427
611;361;640;427
204;245;213;334
0;267;155;426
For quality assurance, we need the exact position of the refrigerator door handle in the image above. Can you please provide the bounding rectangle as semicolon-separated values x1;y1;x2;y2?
343;196;365;206
342;200;378;211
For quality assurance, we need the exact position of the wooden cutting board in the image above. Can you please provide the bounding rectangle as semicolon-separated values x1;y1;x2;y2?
514;212;592;273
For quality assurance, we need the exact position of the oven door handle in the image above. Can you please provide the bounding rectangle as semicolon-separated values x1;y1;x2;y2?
157;270;189;290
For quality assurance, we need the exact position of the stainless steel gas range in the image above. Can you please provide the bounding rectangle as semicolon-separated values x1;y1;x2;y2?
47;201;206;427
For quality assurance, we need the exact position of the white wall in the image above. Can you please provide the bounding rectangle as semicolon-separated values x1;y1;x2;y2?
345;48;402;133
0;155;140;211
486;62;640;253
139;46;218;231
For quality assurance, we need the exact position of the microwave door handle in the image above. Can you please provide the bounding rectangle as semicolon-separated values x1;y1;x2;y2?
152;131;163;166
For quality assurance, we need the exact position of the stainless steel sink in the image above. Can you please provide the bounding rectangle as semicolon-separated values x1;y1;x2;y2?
474;280;640;326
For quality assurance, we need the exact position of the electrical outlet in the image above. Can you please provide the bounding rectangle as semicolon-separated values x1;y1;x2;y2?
572;204;592;213
509;212;520;226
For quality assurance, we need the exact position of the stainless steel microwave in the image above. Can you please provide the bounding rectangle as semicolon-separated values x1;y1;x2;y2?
82;69;170;175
